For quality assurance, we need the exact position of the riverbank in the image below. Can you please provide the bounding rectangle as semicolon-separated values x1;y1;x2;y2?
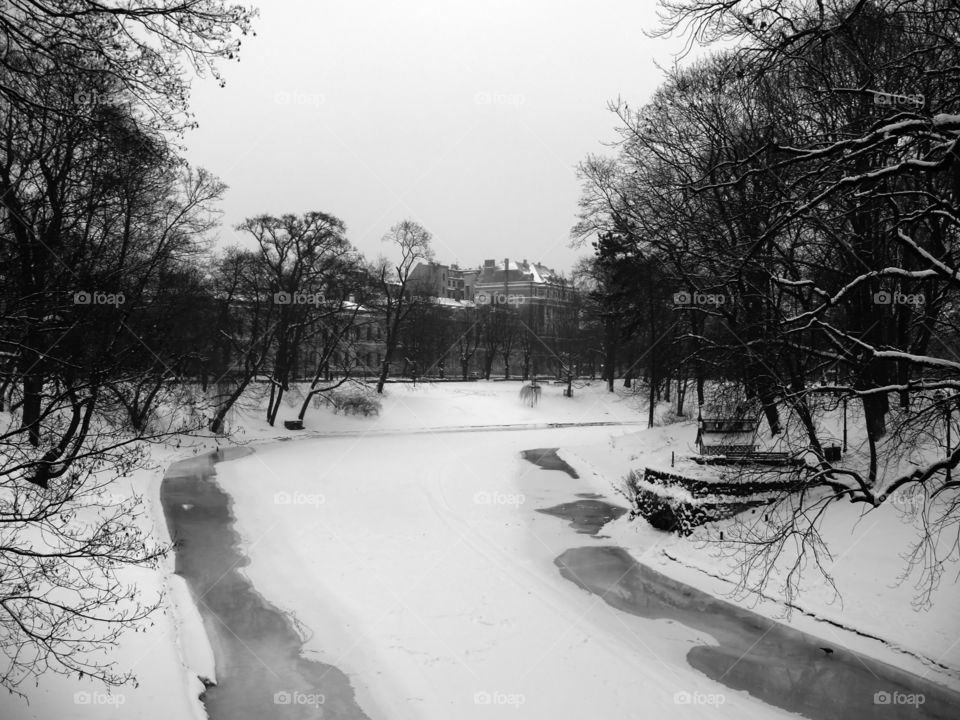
2;380;958;718
562;433;960;691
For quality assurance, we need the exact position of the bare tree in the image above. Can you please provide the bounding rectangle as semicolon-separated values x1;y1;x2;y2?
0;55;227;694
577;0;960;602
453;305;482;380
374;220;434;393
235;212;356;425
206;247;279;434
0;0;256;133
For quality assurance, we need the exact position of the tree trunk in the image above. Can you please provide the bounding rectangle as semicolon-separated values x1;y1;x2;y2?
647;365;656;429
376;357;390;394
22;372;42;447
210;376;252;434
897;305;911;409
676;369;687;417
863;393;888;440
604;315;617;393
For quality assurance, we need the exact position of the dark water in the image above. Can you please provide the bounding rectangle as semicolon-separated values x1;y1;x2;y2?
536;499;627;535
557;546;960;720
161;448;371;720
520;448;579;478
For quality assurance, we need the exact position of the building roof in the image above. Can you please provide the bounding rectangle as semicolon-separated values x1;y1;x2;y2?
432;297;475;308
478;258;565;286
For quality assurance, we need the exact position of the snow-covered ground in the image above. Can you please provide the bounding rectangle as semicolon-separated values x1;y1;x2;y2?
0;444;213;720
569;429;960;685
3;379;958;718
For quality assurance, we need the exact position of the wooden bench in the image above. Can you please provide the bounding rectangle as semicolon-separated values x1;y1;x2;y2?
696;417;759;456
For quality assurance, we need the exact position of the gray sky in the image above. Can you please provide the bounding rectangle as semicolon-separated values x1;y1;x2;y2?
185;0;691;275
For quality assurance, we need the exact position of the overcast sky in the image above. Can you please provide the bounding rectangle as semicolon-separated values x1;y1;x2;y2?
185;0;693;275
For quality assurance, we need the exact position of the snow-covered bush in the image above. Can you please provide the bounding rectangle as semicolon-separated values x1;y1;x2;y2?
519;383;541;407
332;389;382;416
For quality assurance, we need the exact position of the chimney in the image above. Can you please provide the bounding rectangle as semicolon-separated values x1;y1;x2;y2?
504;257;510;294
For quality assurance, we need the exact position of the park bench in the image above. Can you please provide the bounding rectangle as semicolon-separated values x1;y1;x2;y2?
696;417;759;456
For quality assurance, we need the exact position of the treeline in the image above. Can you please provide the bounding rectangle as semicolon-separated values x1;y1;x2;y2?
0;0;257;695
575;0;960;593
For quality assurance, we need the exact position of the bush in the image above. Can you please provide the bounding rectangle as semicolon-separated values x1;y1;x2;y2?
332;389;381;417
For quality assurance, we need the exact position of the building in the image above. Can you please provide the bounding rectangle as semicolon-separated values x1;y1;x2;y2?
409;261;478;302
474;258;576;335
290;257;583;382
474;257;572;300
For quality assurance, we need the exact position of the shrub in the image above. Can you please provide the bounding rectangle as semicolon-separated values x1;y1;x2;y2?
332;389;381;416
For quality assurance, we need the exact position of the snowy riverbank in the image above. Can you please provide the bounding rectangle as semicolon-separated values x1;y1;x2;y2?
3;380;958;718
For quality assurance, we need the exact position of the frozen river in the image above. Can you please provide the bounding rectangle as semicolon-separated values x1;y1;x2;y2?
162;427;959;719
162;448;371;719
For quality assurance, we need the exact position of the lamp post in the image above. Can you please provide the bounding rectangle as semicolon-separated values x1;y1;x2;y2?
842;395;848;453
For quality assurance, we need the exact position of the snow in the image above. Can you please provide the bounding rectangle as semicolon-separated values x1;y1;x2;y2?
0;453;210;720
3;379;958;718
216;424;793;719
567;423;960;688
166;575;217;687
